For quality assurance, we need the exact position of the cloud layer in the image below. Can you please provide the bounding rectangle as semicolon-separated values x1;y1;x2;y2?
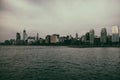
0;0;120;41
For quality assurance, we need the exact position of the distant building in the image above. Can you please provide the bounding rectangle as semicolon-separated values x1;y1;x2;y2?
50;34;59;44
81;35;86;42
16;33;22;45
16;33;21;41
45;35;51;44
4;40;11;45
36;33;39;41
59;36;68;44
59;36;72;45
112;26;119;43
75;33;79;39
100;28;107;44
10;39;16;45
90;29;94;44
85;32;90;43
27;36;35;45
94;36;100;46
23;29;27;41
69;35;73;40
39;38;45;44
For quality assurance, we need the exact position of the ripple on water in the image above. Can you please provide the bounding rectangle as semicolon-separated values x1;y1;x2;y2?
0;46;120;80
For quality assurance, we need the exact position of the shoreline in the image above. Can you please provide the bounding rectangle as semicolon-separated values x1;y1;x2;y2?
0;45;120;48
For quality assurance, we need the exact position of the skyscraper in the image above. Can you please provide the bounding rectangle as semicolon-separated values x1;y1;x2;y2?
100;28;107;44
90;29;94;44
23;29;27;41
16;32;22;45
85;32;90;42
112;26;119;43
36;33;39;41
75;33;78;39
16;32;21;41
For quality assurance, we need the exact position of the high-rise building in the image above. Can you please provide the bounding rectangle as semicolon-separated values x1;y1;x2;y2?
85;32;90;43
50;34;59;44
45;35;51;44
90;29;94;44
112;26;119;43
16;32;23;45
23;29;27;41
75;33;78;39
36;33;39;41
100;28;107;43
16;32;21;41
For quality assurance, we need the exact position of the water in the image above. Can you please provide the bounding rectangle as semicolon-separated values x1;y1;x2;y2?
0;46;120;80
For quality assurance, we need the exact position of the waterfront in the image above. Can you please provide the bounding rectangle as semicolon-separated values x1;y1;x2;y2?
0;46;120;80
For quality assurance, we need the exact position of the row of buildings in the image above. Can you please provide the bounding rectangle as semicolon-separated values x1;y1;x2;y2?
81;26;120;44
15;30;60;45
3;26;120;46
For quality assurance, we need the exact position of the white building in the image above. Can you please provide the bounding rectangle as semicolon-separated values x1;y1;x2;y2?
112;26;119;43
90;29;95;44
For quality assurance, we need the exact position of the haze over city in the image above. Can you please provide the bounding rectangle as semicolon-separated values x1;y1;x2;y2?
0;0;120;42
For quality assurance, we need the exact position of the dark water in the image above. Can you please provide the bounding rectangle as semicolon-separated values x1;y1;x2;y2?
0;46;120;80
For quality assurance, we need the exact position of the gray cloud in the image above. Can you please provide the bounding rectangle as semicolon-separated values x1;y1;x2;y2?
0;0;120;42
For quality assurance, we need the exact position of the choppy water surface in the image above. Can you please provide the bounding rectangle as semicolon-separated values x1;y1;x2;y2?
0;46;120;80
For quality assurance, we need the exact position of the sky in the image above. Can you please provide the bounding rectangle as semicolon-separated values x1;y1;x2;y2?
0;0;120;42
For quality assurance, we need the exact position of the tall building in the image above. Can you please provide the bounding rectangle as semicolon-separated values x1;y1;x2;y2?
45;35;51;44
90;29;94;44
36;33;39;41
75;33;78;39
16;32;23;45
112;26;119;43
16;32;21;41
100;28;107;43
23;29;27;41
50;34;59;44
85;32;90;43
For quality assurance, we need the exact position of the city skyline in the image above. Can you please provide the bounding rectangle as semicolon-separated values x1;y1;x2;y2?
2;26;120;42
0;0;120;42
1;26;120;46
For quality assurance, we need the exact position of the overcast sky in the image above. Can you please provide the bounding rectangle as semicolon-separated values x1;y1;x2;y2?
0;0;120;42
